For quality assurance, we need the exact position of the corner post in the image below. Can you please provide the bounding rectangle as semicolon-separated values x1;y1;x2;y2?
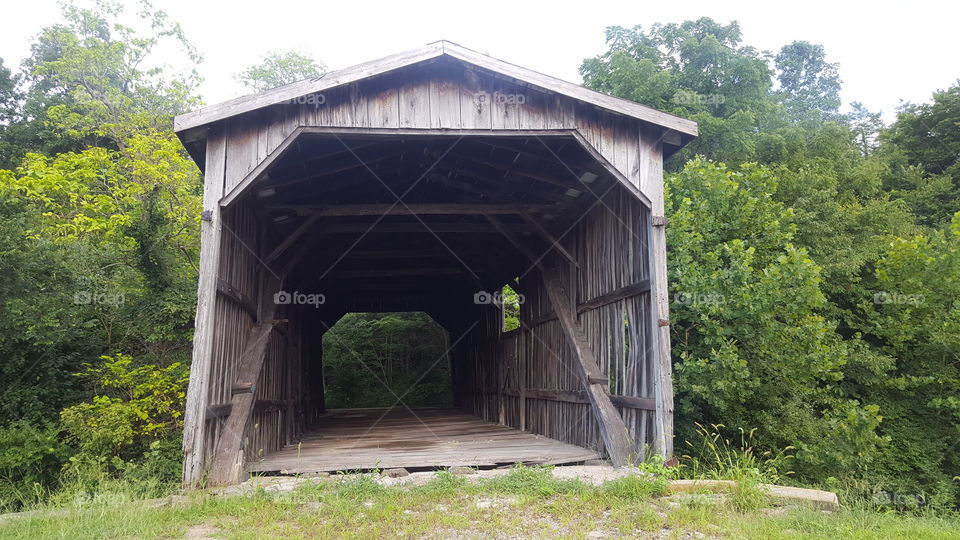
641;125;675;458
182;125;227;486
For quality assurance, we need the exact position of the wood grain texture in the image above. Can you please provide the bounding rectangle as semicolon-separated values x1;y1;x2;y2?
174;41;697;136
247;408;599;473
182;127;227;485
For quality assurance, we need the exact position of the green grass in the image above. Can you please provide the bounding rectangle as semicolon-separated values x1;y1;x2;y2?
2;467;958;539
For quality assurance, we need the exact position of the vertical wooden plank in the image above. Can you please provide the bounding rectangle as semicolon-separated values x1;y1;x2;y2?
491;80;521;130
263;105;288;157
399;76;432;128
349;82;370;128
224;118;260;193
518;88;548;130
366;78;400;128
546;94;576;129
459;68;492;129
429;68;461;128
640;124;673;458
639;124;663;206
574;103;603;153
316;86;354;127
256;110;270;164
182;125;227;486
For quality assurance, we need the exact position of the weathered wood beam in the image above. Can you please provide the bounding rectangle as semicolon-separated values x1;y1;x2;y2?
216;278;258;319
576;280;651;313
539;266;635;466
518;209;579;268
322;222;533;234
427;171;517;202
268;203;553;217
182;126;227;487
269;150;409;189
205;399;289;420
280;224;329;275
524;280;652;328
456;154;573;189
437;160;572;197
208;276;281;485
336;267;465;279
479;388;657;411
265;212;324;264
642;124;674;458
341;248;449;260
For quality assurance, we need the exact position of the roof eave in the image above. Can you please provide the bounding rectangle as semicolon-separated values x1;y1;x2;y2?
173;40;698;139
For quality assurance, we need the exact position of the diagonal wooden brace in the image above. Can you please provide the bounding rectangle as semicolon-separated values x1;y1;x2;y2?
208;275;282;485
486;214;634;466
540;267;635;466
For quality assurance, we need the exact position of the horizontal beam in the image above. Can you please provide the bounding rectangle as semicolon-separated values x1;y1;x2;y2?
205;399;289;420
216;279;258;320
336;268;465;279
321;222;534;234
486;388;657;411
526;280;652;328
340;249;449;260
576;280;651;313
270;203;555;217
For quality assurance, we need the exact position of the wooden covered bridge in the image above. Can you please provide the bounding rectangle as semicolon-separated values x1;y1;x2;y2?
174;41;697;485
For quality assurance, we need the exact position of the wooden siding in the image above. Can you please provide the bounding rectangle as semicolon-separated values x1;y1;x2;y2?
456;190;656;458
219;63;660;203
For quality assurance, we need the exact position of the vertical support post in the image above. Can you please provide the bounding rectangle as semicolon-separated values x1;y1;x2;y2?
640;125;674;458
182;126;227;486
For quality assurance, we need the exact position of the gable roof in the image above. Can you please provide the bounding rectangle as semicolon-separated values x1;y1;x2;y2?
173;40;698;137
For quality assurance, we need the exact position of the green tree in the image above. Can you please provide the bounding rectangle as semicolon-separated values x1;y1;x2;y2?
883;82;960;228
774;41;842;121
236;50;325;92
666;159;885;474
848;101;884;155
851;214;960;506
323;312;451;409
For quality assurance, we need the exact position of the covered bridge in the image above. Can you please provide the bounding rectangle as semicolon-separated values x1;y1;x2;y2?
174;41;697;485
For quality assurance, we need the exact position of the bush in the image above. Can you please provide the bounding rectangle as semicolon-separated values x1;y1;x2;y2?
0;422;72;511
59;353;187;469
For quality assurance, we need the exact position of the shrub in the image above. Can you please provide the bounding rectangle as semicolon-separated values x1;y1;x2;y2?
59;354;187;472
0;422;72;511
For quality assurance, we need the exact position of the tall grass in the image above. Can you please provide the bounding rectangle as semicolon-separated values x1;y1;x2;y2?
680;422;795;510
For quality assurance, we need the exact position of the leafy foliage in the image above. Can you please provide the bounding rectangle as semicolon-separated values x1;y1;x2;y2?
322;312;452;409
236;50;325;92
59;354;187;464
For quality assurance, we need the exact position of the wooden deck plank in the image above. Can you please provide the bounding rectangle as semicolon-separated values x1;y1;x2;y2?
247;408;598;473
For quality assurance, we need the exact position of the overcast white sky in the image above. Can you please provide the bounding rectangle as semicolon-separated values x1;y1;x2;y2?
2;0;958;120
